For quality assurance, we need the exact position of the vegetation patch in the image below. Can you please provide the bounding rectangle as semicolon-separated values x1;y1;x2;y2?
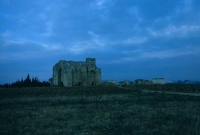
0;86;200;135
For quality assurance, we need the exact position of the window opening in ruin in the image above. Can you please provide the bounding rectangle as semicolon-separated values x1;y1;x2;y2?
79;82;81;86
60;82;63;86
92;81;94;86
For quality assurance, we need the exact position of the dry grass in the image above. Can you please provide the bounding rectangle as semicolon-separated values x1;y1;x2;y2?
0;86;200;135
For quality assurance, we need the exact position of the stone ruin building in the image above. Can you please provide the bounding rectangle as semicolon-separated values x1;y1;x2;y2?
50;58;101;87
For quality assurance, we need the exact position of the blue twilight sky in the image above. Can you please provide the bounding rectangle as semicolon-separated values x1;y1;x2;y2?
0;0;200;84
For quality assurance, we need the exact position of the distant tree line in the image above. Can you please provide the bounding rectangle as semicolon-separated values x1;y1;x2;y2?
0;74;50;88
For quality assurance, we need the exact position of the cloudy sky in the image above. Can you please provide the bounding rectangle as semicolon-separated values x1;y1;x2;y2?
1;0;200;84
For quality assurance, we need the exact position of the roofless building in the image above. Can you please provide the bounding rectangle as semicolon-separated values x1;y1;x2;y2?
51;58;101;87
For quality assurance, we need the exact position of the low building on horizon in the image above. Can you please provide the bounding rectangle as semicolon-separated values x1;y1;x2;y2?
101;80;120;86
151;78;165;84
134;78;165;85
135;79;153;85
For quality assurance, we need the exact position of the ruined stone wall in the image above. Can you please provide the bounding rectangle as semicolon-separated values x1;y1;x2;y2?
52;58;101;87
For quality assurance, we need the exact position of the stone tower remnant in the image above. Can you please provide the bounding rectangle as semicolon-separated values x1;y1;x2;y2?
51;58;101;87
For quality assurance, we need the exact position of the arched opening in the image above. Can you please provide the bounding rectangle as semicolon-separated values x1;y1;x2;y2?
60;82;64;86
91;81;94;86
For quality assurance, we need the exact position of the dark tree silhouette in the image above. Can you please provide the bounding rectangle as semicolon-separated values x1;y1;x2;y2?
24;74;31;86
0;74;50;87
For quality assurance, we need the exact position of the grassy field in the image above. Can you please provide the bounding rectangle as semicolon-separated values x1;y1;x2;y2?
0;86;200;135
128;84;200;93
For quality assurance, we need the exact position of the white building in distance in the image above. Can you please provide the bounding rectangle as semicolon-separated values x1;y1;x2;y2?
151;78;165;84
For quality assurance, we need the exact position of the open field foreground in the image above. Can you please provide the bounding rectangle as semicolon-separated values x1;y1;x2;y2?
0;86;200;135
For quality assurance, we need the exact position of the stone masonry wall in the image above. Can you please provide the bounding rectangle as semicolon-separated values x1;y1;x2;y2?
52;58;101;87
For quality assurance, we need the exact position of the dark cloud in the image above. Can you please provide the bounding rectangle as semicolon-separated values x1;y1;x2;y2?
0;0;200;83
